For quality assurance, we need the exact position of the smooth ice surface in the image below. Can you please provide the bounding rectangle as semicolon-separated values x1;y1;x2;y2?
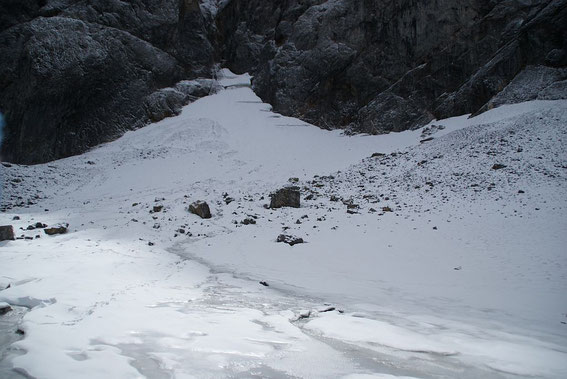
1;70;566;378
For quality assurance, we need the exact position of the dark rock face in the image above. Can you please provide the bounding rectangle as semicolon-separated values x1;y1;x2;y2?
0;0;213;164
216;0;567;133
189;200;212;219
0;225;15;241
2;0;565;165
270;186;300;209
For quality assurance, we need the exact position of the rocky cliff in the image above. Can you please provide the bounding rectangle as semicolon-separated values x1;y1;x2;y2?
1;0;566;164
0;0;213;164
216;0;567;133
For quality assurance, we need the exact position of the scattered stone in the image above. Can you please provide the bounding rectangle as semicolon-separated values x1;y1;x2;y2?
12;216;20;220
318;306;336;313
44;223;68;235
177;228;186;234
1;162;12;167
148;241;154;246
492;163;507;170
420;137;434;143
371;152;385;158
518;190;525;194
241;218;256;225
288;177;299;183
382;206;393;212
270;186;300;208
189;201;212;219
330;195;340;202
153;205;163;213
259;281;269;287
0;225;15;241
86;160;96;165
0;303;12;315
15;329;24;335
454;266;462;271
276;234;304;246
27;222;47;230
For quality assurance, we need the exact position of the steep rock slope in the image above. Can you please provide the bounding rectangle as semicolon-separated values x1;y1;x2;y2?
216;0;567;132
0;0;213;164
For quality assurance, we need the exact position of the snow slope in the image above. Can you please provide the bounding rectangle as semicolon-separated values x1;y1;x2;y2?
1;70;566;378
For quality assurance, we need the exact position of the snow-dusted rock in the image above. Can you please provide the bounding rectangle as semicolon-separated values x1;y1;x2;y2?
189;201;212;219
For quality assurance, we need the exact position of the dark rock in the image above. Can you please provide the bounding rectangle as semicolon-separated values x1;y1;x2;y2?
27;222;47;231
217;0;567;135
477;66;567;113
1;1;214;164
189;201;211;219
276;234;304;246
318;306;336;313
175;79;222;99
259;281;269;287
144;88;186;123
44;223;68;235
492;164;507;170
241;218;256;225
12;216;19;220
546;49;567;67
153;205;163;213
0;225;15;241
371;153;385;158
420;137;435;143
270;186;300;209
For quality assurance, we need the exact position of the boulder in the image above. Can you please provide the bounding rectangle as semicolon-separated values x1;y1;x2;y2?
44;223;68;235
276;234;304;246
270;186;300;209
0;225;15;241
189;201;211;219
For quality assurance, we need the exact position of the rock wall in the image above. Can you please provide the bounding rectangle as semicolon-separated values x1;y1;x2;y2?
1;0;566;164
216;0;567;133
0;0;213;164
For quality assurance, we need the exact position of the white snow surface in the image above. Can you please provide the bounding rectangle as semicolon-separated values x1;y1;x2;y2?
1;70;566;378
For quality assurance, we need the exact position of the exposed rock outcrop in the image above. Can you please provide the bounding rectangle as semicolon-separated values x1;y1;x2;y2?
216;0;567;133
1;0;565;165
0;0;213;164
